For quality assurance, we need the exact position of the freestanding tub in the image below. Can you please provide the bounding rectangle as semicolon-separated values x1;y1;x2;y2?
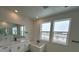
29;41;46;52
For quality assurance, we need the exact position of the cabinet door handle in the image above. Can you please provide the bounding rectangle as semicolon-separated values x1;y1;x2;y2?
72;40;79;43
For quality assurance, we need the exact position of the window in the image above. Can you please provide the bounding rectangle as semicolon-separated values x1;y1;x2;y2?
5;28;8;34
40;22;51;41
52;19;71;45
12;27;17;35
20;26;24;36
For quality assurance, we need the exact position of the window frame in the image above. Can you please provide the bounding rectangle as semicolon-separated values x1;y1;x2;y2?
40;21;51;42
51;18;71;46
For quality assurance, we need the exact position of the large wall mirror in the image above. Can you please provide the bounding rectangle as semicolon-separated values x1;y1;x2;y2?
0;21;26;38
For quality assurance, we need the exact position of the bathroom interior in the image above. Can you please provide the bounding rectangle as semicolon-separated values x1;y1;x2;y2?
0;6;79;52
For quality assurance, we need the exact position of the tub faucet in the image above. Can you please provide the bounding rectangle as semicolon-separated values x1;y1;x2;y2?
36;40;40;44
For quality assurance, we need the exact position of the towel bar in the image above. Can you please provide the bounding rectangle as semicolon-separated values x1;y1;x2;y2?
72;40;79;43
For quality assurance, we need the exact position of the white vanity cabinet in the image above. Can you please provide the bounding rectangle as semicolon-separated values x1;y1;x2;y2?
9;42;29;52
10;43;25;52
0;39;29;52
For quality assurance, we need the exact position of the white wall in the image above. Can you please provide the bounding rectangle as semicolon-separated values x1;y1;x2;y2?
34;9;79;52
0;8;33;41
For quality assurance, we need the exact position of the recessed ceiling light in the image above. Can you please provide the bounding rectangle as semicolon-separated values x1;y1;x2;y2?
14;10;18;13
2;21;7;26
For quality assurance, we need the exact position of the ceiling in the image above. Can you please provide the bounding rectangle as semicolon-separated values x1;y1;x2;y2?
0;6;79;19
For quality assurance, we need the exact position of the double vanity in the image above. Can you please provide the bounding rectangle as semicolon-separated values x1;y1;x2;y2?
0;21;29;52
0;39;29;52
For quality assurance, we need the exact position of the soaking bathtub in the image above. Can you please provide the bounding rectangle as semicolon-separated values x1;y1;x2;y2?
29;41;46;52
